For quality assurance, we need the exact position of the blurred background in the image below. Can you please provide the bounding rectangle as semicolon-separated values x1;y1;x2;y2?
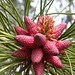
11;0;75;28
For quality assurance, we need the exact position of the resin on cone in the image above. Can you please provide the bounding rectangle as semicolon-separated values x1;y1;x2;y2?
51;23;67;39
43;41;59;55
12;47;31;58
15;26;29;35
14;35;35;48
31;48;43;63
24;16;38;35
34;33;46;46
33;60;44;75
44;54;62;68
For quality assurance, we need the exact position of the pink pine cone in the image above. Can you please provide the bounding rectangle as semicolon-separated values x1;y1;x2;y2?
12;15;72;74
15;26;29;35
33;60;44;75
24;16;38;35
12;47;31;58
14;35;35;48
34;33;46;46
52;41;72;50
52;23;67;39
31;48;44;63
44;54;62;68
43;41;59;55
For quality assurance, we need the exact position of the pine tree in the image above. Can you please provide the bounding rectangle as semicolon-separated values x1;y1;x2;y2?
0;0;75;75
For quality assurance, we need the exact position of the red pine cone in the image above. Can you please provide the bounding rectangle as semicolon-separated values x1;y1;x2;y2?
31;48;44;63
43;41;59;55
24;16;38;35
34;33;46;46
14;35;35;48
44;54;62;68
52;41;72;50
33;60;44;75
15;26;29;35
12;47;31;58
51;23;67;39
12;16;72;75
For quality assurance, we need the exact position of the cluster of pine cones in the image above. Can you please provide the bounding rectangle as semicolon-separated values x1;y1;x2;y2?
12;15;71;75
